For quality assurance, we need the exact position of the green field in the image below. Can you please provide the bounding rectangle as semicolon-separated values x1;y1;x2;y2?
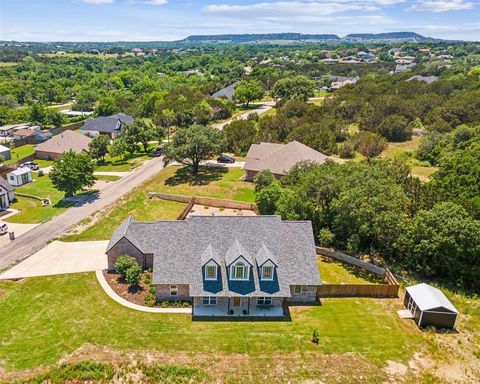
95;146;155;172
4;145;35;165
63;166;253;241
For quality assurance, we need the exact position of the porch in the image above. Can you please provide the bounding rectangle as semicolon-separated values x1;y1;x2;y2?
192;296;285;318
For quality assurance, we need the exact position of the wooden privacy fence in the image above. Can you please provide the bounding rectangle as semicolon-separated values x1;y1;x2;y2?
317;281;399;298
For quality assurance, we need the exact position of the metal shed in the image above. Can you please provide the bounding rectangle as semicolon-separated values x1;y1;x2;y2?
404;283;458;329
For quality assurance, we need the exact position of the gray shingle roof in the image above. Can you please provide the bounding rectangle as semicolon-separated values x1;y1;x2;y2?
212;82;239;100
108;216;320;297
406;75;438;84
35;130;91;155
0;176;14;193
244;140;339;176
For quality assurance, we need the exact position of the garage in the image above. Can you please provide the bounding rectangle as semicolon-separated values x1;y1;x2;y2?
404;283;459;329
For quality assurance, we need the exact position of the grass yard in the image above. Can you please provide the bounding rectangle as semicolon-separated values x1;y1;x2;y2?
63;166;253;241
4;145;35;165
95;147;154;172
0;272;421;374
5;176;93;224
318;257;383;285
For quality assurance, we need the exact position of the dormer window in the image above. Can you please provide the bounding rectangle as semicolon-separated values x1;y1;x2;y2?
205;264;217;280
232;261;248;280
261;265;273;280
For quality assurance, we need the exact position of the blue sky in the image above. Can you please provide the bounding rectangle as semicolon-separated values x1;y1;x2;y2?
1;0;479;41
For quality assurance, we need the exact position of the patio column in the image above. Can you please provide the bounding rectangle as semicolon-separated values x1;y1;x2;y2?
247;297;250;315
227;297;230;315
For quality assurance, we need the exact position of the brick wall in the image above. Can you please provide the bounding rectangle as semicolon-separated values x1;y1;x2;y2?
286;285;318;303
155;284;190;301
107;237;147;271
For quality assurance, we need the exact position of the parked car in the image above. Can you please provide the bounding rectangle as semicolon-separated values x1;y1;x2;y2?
217;155;235;164
0;223;8;235
20;161;39;171
152;147;163;157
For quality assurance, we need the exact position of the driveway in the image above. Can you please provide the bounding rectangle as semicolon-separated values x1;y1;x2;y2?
0;221;39;247
0;156;166;270
0;240;108;279
213;101;275;130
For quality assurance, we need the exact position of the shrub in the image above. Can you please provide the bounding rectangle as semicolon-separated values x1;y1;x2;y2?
149;285;155;295
318;228;335;247
38;169;45;177
145;292;155;307
311;328;319;344
338;141;355;159
115;255;139;277
254;169;276;192
124;263;142;285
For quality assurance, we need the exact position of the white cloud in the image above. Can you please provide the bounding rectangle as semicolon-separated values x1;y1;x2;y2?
407;0;474;12
81;0;114;4
143;0;168;4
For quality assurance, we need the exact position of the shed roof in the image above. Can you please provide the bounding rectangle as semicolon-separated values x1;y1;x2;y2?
406;283;458;313
9;167;32;176
35;130;91;155
244;140;339;176
0;145;10;152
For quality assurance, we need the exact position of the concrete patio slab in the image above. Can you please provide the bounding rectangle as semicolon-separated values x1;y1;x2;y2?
0;221;39;248
0;240;108;279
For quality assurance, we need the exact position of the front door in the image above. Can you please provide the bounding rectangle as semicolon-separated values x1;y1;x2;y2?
233;297;241;307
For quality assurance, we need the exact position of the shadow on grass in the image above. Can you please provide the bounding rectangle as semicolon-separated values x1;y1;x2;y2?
165;165;228;187
54;190;99;209
320;256;385;284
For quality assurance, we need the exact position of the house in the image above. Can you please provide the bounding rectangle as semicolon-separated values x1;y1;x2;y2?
7;167;33;187
404;283;459;329
0;145;11;161
406;75;438;84
329;76;360;90
106;216;321;318
0;125;15;139
80;113;133;139
35;130;91;160
212;82;239;100
243;141;339;181
13;129;35;140
395;63;417;73
0;177;15;210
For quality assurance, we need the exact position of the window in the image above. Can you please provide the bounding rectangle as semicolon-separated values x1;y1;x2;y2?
170;285;178;296
205;265;217;280
293;285;302;295
232;262;248;279
261;265;273;280
257;297;272;306
202;296;217;305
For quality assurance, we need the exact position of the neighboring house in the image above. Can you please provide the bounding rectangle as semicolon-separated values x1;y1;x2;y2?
406;75;438;84
0;125;15;139
395;63;417;73
212;82;239;100
404;283;459;329
320;58;338;64
106;216;321;318
243;140;339;182
35;130;92;160
0;144;11;161
7;167;33;187
13;129;35;140
329;75;360;90
0;177;15;210
80;113;133;139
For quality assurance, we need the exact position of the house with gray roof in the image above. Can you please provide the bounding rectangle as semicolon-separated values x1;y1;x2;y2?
212;82;239;100
0;177;15;210
243;140;340;181
106;216;321;318
80;113;133;139
406;75;438;84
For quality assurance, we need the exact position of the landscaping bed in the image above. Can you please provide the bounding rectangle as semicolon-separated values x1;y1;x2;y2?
102;270;190;308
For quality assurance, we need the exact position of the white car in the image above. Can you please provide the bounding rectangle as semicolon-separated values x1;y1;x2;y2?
0;223;8;235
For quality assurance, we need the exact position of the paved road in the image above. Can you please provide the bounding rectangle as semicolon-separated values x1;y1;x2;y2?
0;157;165;270
212;101;275;130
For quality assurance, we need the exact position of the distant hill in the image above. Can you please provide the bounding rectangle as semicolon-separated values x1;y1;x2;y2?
344;32;432;42
181;33;341;44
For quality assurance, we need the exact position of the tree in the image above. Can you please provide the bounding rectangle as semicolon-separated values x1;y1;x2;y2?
49;151;96;197
255;181;283;215
46;109;63;128
224;119;257;155
253;169;276;192
30;103;46;125
271;76;316;101
163;124;224;175
110;137;128;161
156;108;175;142
89;135;110;162
377;114;412;142
353;131;387;159
95;96;118;116
120;119;154;155
233;80;265;107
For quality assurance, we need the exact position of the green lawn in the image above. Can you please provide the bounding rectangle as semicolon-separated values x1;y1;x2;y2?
95;147;154;172
63;166;253;241
0;273;421;373
318;257;383;285
4;145;35;165
5;176;93;224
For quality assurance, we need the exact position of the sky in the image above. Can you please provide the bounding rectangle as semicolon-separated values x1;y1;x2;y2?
0;0;479;42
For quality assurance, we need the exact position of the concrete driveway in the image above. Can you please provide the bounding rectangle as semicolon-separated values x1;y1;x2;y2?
0;221;39;247
0;240;108;279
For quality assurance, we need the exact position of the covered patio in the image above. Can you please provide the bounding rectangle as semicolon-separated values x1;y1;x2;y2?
192;296;285;318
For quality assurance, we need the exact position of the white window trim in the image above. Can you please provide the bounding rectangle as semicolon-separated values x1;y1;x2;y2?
293;285;302;295
230;262;250;280
257;297;272;306
202;296;217;305
204;264;217;280
261;265;274;281
170;285;178;296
